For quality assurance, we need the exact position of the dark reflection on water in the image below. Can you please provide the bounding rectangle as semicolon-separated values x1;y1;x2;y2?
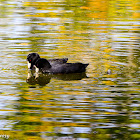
26;71;88;86
0;0;140;139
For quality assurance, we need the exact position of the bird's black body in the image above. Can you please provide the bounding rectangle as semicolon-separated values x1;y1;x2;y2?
35;58;89;74
27;53;89;74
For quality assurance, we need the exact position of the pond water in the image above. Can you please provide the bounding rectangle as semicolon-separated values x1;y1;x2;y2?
0;0;140;139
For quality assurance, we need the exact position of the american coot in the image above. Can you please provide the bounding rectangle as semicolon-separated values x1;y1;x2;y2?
35;58;89;74
27;53;68;70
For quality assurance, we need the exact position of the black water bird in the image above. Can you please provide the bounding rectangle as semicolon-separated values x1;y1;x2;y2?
35;58;89;74
27;53;68;70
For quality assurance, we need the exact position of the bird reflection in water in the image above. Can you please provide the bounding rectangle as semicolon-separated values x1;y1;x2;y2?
26;71;88;86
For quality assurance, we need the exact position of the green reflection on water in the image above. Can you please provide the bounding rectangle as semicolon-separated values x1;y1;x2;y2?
0;0;140;139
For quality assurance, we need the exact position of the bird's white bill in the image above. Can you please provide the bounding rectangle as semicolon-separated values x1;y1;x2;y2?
35;66;40;73
27;62;31;69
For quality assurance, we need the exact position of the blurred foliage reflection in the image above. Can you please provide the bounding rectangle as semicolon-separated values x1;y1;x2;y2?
0;0;140;139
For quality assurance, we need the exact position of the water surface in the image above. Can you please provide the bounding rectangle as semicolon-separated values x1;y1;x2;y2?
0;0;140;139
